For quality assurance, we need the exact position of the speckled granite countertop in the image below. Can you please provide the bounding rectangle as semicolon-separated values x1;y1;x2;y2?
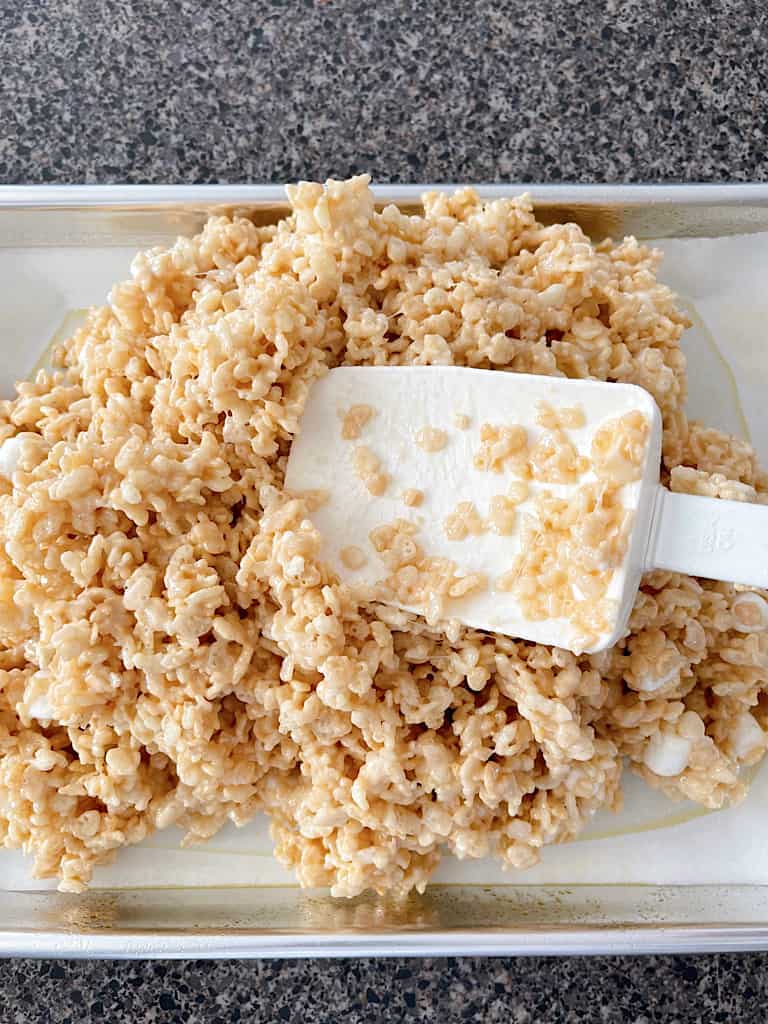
2;0;768;1020
2;0;767;185
2;954;766;1023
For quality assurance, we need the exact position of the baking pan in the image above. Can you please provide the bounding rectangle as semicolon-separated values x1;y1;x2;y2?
2;183;768;958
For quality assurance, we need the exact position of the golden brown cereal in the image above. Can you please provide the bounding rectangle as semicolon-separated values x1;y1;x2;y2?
507;481;530;504
415;427;448;453
401;488;424;507
353;445;389;496
670;466;758;502
291;488;330;511
454;413;470;429
537;402;587;430
0;174;765;901
487;495;517;535
443;501;487;541
340;404;375;440
448;572;487;598
370;518;423;567
474;423;530;476
529;428;589;484
591;410;650;484
497;481;633;651
369;518;486;620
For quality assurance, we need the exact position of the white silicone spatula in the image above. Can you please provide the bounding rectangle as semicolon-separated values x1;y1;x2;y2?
285;367;768;654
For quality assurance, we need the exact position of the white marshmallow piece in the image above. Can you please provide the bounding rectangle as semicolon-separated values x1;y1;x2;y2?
0;434;31;480
23;671;55;722
630;658;683;693
0;432;48;482
731;712;766;761
643;732;692;777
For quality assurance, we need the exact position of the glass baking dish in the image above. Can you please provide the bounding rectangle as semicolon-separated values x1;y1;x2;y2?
2;183;768;958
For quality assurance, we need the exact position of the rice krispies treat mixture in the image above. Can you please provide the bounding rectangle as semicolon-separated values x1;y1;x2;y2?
1;176;768;895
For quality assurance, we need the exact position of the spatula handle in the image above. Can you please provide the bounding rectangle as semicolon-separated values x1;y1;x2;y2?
647;486;768;588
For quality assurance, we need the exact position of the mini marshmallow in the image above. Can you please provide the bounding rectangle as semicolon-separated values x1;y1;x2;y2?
629;657;684;694
730;712;766;761
643;732;692;777
0;433;36;480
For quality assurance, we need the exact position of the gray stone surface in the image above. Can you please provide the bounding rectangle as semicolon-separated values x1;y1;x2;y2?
2;0;768;1019
1;0;767;184
0;953;765;1023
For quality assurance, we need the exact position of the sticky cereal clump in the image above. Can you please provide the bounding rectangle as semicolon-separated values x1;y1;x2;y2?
352;445;389;496
340;404;375;441
415;427;448;453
